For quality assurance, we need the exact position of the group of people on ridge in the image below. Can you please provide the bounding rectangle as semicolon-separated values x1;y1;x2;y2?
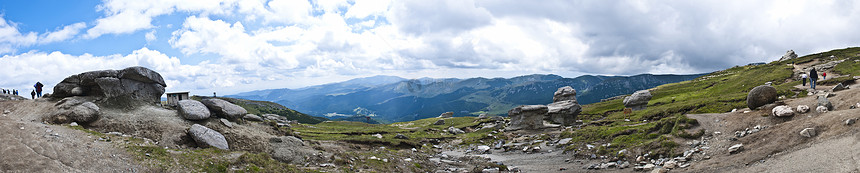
1;82;44;99
801;68;826;89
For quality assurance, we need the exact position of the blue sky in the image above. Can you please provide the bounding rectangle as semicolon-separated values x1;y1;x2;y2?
2;0;860;96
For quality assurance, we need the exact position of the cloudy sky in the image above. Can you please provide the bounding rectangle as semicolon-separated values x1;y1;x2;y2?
1;0;859;95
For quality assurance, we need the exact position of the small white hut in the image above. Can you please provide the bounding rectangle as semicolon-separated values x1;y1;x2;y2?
165;92;190;106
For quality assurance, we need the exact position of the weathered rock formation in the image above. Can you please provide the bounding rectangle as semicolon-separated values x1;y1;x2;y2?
52;66;166;108
48;97;100;124
747;85;777;109
624;90;652;111
438;112;454;118
243;114;263;121
778;50;798;62
506;105;548;130
546;86;582;126
553;86;577;102
178;100;210;120
188;124;229;150
201;98;248;120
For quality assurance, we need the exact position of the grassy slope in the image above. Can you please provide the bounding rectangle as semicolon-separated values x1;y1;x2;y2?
293;117;498;147
565;47;860;157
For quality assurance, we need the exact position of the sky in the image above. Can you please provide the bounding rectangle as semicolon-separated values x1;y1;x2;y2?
1;0;860;95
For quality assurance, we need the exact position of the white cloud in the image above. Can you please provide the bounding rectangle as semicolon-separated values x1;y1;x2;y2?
145;30;157;42
0;17;88;54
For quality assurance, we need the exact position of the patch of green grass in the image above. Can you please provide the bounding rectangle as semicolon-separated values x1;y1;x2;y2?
818;76;855;86
293;117;498;147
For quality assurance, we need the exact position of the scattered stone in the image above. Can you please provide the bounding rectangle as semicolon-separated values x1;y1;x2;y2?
433;119;445;125
447;126;465;135
634;164;655;171
188;124;229;150
771;105;794;117
623;90;652;111
200;98;248;120
477;113;490;119
395;133;409;139
177;100;210;120
220;118;233;128
797;105;810;113
476;145;491;154
69;122;79;126
816;106;828;113
438;112;454;118
243;114;263;121
557;138;573;145
481;168;500;173
651;168;669;173
747;85;778;109
800;128;816;138
729;144;743;154
505;105;548;130
845;119;856;125
832;83;848;92
663;160;678;169
373;134;383;139
818;95;833;111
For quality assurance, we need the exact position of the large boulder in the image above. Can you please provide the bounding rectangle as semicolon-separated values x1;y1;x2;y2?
553;86;577;102
178;100;211;120
188;124;229;150
51;66;166;108
201;98;248;120
747;85;778;110
546;100;581;126
778;50;798;62
623;90;652;111
818;95;833;111
269;136;314;164
438;112;454;118
506;105;548;130
48;97;100;124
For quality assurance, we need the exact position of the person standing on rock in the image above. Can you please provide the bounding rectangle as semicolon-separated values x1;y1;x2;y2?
810;68;819;89
30;90;35;99
801;73;808;86
822;72;827;80
34;82;44;98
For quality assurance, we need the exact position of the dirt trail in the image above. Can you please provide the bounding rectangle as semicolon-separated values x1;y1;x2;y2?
0;99;146;172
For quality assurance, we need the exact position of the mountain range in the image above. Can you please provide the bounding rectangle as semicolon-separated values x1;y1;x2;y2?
229;73;704;122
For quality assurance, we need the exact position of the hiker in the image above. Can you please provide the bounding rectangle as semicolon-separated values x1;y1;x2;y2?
823;72;827;80
213;92;217;98
30;90;35;99
13;89;17;95
810;68;819;89
801;73;808;86
34;82;44;98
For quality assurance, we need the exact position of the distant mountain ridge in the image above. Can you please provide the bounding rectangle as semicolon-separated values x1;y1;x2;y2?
229;73;704;122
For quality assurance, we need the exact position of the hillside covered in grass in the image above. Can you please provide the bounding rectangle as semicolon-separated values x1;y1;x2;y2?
192;96;328;124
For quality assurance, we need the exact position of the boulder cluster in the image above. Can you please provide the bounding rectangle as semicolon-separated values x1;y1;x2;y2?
52;66;166;108
507;86;581;130
778;50;798;62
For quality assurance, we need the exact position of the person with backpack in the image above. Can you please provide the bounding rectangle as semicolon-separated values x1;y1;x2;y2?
34;82;44;98
801;73;808;86
810;68;819;89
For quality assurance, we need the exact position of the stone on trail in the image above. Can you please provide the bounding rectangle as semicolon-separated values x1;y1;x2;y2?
816;106;829;113
832;83;848;92
728;144;743;154
188;124;229;150
177;100;210;120
623;90;652;111
800;128;816;138
747;85;778;110
797;105;810;113
845;119;856;126
771;105;794;117
818;95;833;111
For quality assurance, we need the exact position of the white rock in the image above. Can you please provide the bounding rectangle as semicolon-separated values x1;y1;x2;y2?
846;119;856;125
796;105;810;113
69;122;79;127
772;105;794;117
816;106;828;113
800;128;816;138
728;144;743;154
373;134;383;139
663;160;677;169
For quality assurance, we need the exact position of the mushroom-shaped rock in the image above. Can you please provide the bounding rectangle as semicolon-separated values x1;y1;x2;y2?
747;85;777;110
506;105;548;130
546;100;581;126
553;86;577;102
188;124;229;150
623;90;652;111
201;98;247;120
178;100;210;120
52;66;166;107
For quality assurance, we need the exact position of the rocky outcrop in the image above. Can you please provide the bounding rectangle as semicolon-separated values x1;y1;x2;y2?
747;85;777;109
447;126;465;134
269;136;314;164
778;50;798;62
201;98;248;120
48;97;100;124
188;124;229;150
553;86;577;102
433;119;446;125
243;114;263;121
771;105;794;117
546;100;581;126
52;66;166;108
177;100;210;120
438;112;454;118
506;105;548;130
623;90;652;111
